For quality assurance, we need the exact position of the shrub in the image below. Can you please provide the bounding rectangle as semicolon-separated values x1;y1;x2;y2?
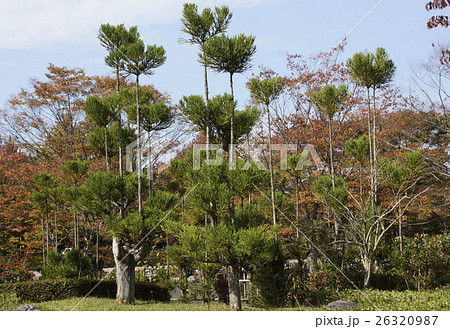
41;249;92;279
0;278;170;303
287;266;339;307
385;234;450;290
0;249;33;283
150;267;176;292
248;243;288;308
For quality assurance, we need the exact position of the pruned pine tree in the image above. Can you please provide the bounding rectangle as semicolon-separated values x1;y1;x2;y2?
84;95;120;172
116;38;166;214
180;3;232;160
98;24;140;178
201;34;256;167
249;77;285;225
179;93;259;152
125;89;174;194
347;48;395;211
310;84;348;188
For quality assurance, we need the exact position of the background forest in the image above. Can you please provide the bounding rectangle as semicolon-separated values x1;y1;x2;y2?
0;2;448;310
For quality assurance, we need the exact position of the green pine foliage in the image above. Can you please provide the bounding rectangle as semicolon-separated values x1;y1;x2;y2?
41;249;91;279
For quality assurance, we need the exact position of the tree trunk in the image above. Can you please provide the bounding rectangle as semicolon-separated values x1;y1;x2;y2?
148;130;153;196
229;73;235;224
267;105;276;226
54;205;58;251
295;177;300;239
328;119;335;188
42;217;46;266
116;68;125;219
398;202;403;255
136;75;142;214
45;207;49;260
229;73;235;168
372;88;378;206
96;217;100;270
361;253;372;289
113;237;136;304
204;63;210;161
227;263;241;310
105;127;110;172
366;88;375;212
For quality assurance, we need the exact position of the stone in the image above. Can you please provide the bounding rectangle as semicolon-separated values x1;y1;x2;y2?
14;304;41;311
326;300;360;310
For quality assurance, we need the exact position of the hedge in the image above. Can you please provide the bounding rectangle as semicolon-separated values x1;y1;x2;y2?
0;279;170;303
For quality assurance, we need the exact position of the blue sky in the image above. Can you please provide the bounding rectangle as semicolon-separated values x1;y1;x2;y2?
0;0;448;110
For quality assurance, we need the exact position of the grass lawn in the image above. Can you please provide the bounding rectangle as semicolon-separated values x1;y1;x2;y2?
33;287;449;311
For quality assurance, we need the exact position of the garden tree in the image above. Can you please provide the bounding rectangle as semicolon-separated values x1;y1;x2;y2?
249;77;285;225
124;87;174;194
313;150;426;288
407;48;450;175
0;141;36;256
2;65;116;160
201;33;257;166
75;171;135;302
381;108;449;234
98;23;140;177
168;156;192;220
347;48;396;210
77;169;178;303
379;152;424;254
179;93;260;151
279;45;356;197
180;3;232;159
312;175;349;215
106;189;178;303
60;160;89;250
164;222;219;303
345;135;370;197
29;173;57;265
116;36;166;214
165;224;199;301
205;223;278;310
285;151;324;272
286;151;311;225
186;162;233;226
84;95;119;171
169;221;279;310
41;248;92;279
310;84;348;188
87;123;136;173
227;158;269;223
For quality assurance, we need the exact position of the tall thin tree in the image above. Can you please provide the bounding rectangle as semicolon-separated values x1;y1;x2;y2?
310;84;348;188
201;33;256;167
117;38;166;214
202;33;256;225
249;77;284;225
98;24;140;178
180;3;232;160
347;48;395;210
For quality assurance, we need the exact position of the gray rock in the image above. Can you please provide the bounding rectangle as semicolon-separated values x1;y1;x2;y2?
14;304;41;311
327;300;360;310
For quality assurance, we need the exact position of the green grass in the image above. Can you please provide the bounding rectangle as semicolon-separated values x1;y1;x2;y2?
33;287;449;311
37;298;230;311
336;287;450;311
0;292;21;311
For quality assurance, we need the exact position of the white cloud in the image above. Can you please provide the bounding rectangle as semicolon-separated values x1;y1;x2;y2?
0;0;282;49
